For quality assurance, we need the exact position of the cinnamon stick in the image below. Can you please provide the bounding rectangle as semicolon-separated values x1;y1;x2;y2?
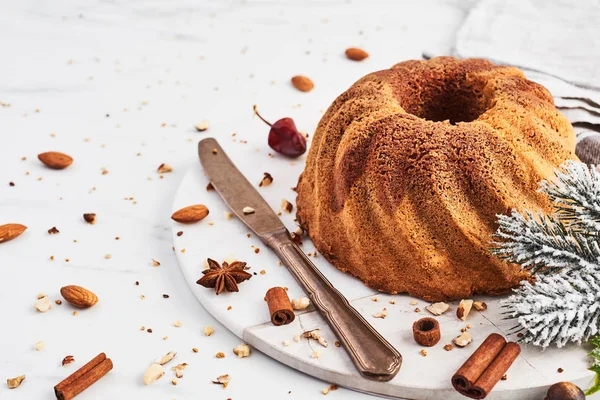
54;353;113;400
265;287;295;326
451;334;521;399
452;333;506;392
470;342;520;398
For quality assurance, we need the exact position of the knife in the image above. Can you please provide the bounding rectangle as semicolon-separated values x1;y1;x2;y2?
198;138;402;381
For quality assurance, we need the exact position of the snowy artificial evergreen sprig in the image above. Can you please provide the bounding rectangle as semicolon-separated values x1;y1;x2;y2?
540;160;600;235
492;160;600;348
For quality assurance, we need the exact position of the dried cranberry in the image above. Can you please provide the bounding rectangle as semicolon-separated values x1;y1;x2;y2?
253;105;306;158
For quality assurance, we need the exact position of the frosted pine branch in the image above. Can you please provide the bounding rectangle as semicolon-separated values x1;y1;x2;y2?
502;270;600;348
492;210;600;275
540;160;600;235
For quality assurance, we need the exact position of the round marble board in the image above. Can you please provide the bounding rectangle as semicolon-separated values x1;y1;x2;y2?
171;139;594;400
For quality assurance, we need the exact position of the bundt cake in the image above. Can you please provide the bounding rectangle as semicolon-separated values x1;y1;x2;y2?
296;57;577;301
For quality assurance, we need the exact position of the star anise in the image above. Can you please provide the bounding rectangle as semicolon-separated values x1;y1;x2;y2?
196;258;252;295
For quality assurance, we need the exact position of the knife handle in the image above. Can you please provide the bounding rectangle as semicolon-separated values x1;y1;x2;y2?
267;232;402;381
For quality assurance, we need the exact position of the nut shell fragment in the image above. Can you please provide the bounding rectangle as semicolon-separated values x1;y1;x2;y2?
233;344;251;358
7;375;25;389
457;299;474;321
453;331;473;347
426;302;449;316
156;351;176;365
34;296;52;312
291;297;310;310
473;301;488;311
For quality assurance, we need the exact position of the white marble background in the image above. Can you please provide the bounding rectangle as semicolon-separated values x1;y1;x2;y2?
0;0;562;399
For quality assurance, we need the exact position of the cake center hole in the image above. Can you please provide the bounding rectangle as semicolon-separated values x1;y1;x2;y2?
402;73;489;124
418;320;435;332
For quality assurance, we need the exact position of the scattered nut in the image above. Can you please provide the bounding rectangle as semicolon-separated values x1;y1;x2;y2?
34;296;52;312
216;352;225;358
171;204;209;223
192;348;198;353
233;344;251;358
410;300;418;306
457;299;474;321
420;349;427;357
444;344;454;351
303;330;328;347
224;212;233;220
242;206;255;214
281;199;294;213
212;374;230;387
291;75;314;92
453;332;473;347
345;47;369;61
62;355;75;366
60;285;98;308
0;223;27;243
283;340;290;347
259;172;273;187
152;259;160;266
156;351;176;365
311;351;320;359
6;375;25;389
143;363;164;385
38;151;73;169
172;363;188;378
291;297;310;310
48;227;60;235
204;326;215;336
173;320;181;327
34;341;45;351
195;121;209;132
157;163;173;173
83;213;96;224
372;308;388;319
426;302;450;316
473;301;488;311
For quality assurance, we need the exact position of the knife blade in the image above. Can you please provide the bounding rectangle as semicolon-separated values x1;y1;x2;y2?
198;138;286;238
198;137;402;381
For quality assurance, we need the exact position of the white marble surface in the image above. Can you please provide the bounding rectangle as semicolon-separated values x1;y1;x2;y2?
0;1;592;399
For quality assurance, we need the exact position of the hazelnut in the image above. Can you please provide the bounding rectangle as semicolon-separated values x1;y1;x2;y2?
545;382;585;400
412;318;441;347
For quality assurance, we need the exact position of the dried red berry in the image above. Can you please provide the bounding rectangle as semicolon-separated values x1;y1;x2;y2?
253;105;306;158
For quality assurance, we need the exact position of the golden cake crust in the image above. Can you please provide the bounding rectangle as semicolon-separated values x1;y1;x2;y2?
296;57;577;301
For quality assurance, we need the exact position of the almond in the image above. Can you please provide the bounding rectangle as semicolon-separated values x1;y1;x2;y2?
60;285;98;308
38;152;73;169
345;47;369;61
291;75;314;92
0;224;27;243
171;204;209;223
143;363;164;385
